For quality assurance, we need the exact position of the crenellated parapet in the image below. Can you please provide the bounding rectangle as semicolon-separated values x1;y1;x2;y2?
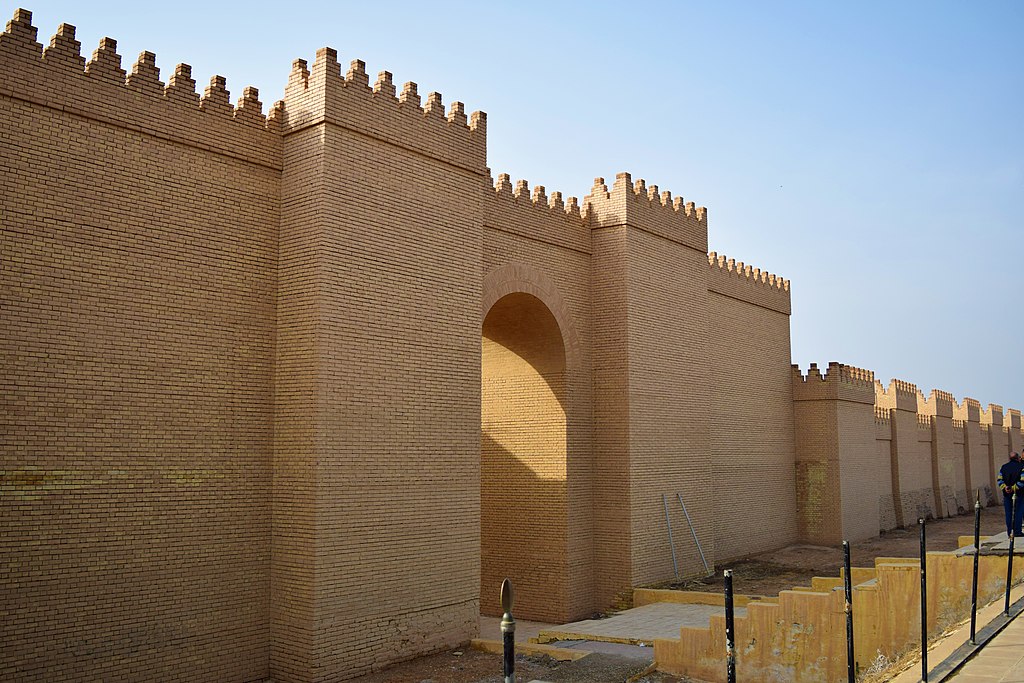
1008;410;1022;431
280;47;486;174
791;362;875;403
919;389;955;418
981;404;1004;427
955;397;982;423
0;9;281;168
874;378;919;412
706;251;791;315
483;173;589;253
584;172;708;252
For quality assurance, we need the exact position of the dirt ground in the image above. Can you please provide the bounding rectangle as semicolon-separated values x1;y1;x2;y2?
349;506;1005;683
666;505;1005;598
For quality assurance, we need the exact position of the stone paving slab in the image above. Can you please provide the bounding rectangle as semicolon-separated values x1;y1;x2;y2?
951;615;1024;681
956;532;1024;557
535;602;744;645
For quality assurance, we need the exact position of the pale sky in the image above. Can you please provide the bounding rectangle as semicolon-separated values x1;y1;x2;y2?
9;1;1023;411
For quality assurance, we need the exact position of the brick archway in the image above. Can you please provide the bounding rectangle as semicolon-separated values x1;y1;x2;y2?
480;264;582;622
481;263;581;377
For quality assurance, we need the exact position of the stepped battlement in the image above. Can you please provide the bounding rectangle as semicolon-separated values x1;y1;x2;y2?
792;362;875;403
918;389;955;418
491;173;583;220
707;252;789;292
875;378;919;412
0;9;280;167
955;397;982;423
280;47;486;173
706;251;791;314
874;406;891;425
584;172;708;252
483;173;589;253
981;404;1004;427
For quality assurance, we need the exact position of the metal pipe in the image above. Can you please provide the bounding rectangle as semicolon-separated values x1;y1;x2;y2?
677;492;711;575
663;493;679;580
970;490;981;644
724;569;736;683
500;578;515;683
844;540;855;683
920;517;928;682
1006;493;1017;616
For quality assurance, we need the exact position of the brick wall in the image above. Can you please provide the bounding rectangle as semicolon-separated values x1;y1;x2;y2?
481;186;595;621
707;256;797;560
1;12;279;682
276;48;486;680
588;174;715;590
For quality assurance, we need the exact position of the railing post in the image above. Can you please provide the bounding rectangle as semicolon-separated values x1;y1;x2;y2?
500;578;515;683
724;569;736;683
844;540;855;683
920;518;928;682
970;491;981;644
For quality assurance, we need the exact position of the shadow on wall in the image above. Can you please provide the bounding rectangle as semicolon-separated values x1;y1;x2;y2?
481;292;570;623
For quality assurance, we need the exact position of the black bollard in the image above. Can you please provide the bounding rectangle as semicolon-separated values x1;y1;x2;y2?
970;491;981;644
1006;493;1017;616
724;569;736;683
500;578;515;683
844;540;855;683
920;518;928;682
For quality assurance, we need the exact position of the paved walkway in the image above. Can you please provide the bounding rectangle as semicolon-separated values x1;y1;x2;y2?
536;602;742;645
950;615;1024;682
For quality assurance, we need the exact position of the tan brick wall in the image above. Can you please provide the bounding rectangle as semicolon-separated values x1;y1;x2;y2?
792;364;876;544
588;174;716;589
481;190;595;620
276;47;486;680
707;282;797;561
1;13;278;682
5;9;1023;683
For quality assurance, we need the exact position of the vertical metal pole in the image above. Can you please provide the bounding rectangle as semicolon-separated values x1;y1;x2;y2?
724;569;736;683
970;491;981;644
677;492;711;575
920;518;928;682
500;578;515;683
1006;493;1017;616
663;493;679;580
844;540;855;683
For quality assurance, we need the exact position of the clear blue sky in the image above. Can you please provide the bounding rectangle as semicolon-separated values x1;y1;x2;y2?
10;1;1023;411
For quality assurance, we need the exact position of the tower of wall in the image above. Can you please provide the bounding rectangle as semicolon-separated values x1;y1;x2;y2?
954;397;987;509
979;404;1004;503
587;173;715;601
875;380;925;527
792;363;878;543
273;48;488;681
0;11;280;682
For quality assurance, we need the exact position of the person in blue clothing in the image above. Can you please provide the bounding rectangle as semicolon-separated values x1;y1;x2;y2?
998;451;1024;538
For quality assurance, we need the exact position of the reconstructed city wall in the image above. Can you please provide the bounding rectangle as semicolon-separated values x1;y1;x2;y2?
2;8;1020;683
793;365;1024;544
0;11;279;682
706;253;798;560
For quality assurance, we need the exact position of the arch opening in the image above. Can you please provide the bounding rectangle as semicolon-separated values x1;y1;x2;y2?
480;292;568;621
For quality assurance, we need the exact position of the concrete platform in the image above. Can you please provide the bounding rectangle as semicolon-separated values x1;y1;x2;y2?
956;532;1024;556
534;602;745;646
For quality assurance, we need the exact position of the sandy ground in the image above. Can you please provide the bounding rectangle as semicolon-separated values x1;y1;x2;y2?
347;505;1006;683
